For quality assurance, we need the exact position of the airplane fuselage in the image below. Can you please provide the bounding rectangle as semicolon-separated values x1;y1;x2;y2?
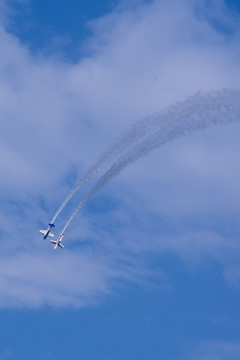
39;223;55;240
44;228;51;240
50;234;65;250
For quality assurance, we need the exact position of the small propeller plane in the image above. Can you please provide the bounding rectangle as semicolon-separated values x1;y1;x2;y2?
39;223;55;240
50;233;65;250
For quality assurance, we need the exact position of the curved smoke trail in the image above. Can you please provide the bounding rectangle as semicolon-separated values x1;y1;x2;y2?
51;88;226;223
51;114;164;223
61;88;240;234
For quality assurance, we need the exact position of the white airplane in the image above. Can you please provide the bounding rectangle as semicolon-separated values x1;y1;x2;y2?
50;233;65;250
39;223;55;240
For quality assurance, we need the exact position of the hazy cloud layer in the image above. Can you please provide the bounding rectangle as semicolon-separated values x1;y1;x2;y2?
0;0;240;308
179;340;240;360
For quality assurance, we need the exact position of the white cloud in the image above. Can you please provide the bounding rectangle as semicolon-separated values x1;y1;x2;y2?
179;340;240;360
0;0;240;307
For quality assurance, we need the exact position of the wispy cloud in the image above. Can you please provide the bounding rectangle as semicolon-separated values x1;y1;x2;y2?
178;340;240;360
0;0;240;308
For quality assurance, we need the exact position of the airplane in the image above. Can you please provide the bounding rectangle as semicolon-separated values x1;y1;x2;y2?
39;223;55;240
50;233;65;250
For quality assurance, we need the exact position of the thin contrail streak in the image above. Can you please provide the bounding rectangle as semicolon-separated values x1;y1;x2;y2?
61;88;240;234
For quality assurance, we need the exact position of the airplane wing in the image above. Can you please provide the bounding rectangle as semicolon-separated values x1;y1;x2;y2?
50;240;64;249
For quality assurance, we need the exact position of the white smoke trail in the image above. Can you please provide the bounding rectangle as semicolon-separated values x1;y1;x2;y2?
51;113;164;223
51;88;225;223
61;88;240;234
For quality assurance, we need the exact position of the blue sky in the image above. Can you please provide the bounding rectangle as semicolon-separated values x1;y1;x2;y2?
5;0;120;60
1;0;240;359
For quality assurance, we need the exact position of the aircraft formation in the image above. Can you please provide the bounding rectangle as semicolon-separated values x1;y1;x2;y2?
39;224;64;250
